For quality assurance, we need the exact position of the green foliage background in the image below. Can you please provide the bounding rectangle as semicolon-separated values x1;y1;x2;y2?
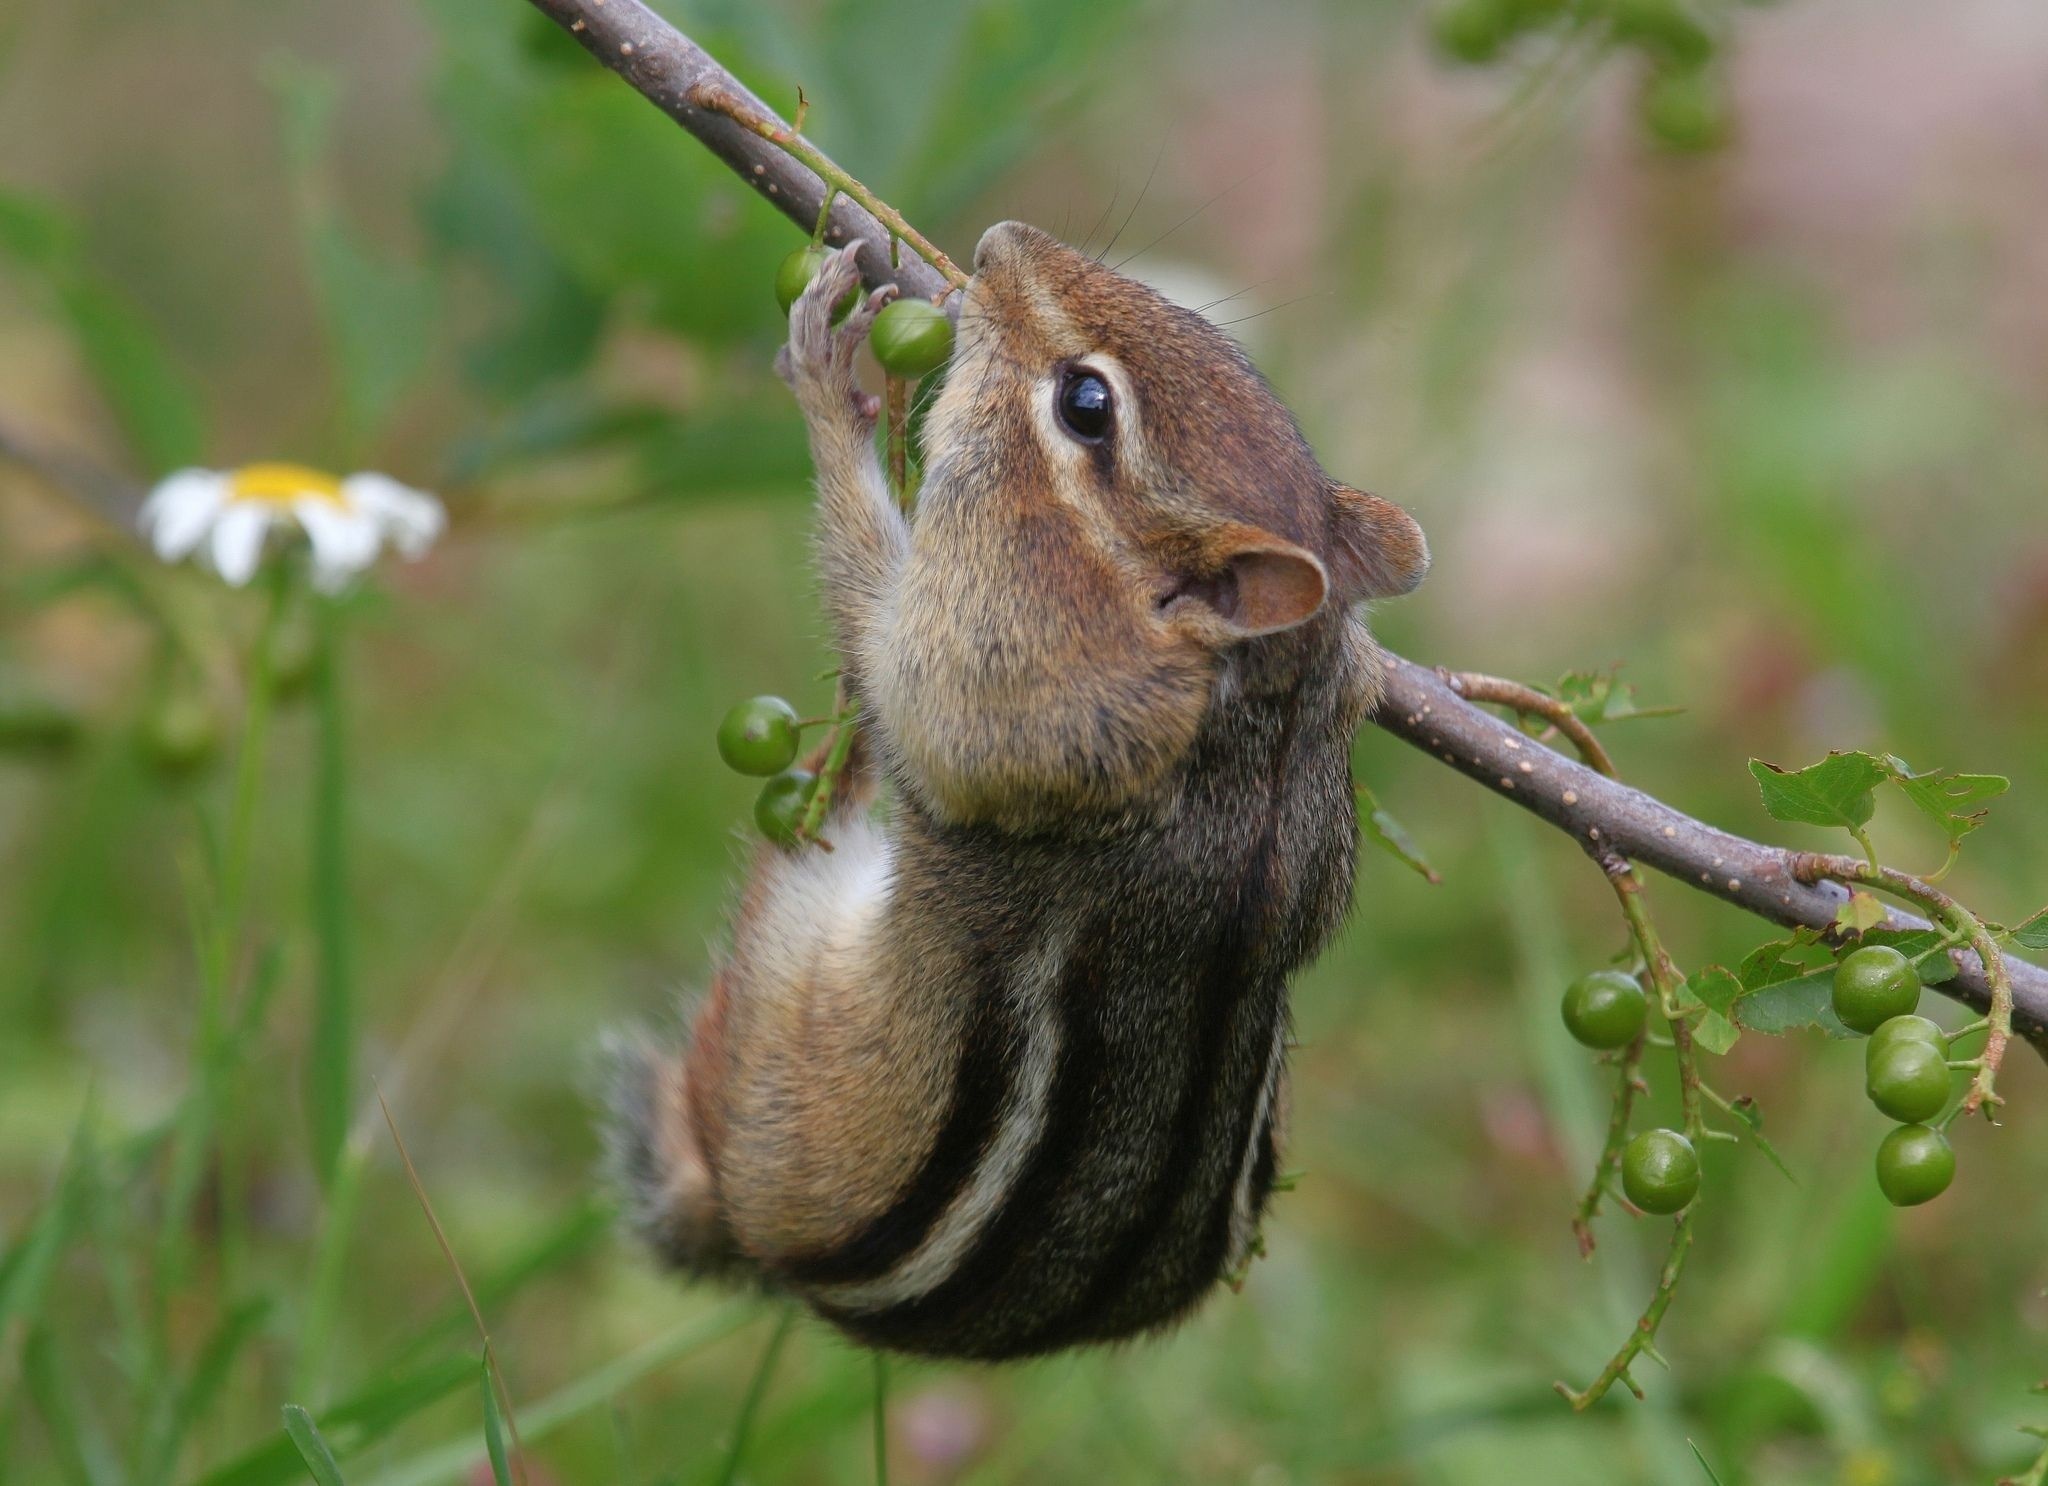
2;0;2046;1482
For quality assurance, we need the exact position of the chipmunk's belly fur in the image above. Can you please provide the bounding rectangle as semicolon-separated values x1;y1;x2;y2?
762;703;1357;1361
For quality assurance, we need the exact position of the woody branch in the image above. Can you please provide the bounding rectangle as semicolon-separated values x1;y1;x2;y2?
514;0;2048;1060
6;0;2040;1060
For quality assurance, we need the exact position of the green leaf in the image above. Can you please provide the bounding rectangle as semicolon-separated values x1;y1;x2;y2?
1693;1011;1741;1056
1733;969;1855;1039
1686;965;1742;1018
1552;666;1682;726
56;279;208;471
1356;784;1441;885
480;1358;513;1486
282;1406;348;1486
266;57;439;454
0;185;208;472
1748;751;1890;832
1885;757;2007;847
1683;966;1743;1054
1689;1439;1727;1486
1856;926;1958;986
1834;891;1886;934
1736;931;1823;993
2013;909;2048;952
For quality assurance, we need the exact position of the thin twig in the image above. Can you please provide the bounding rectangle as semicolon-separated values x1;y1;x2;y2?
521;0;953;305
376;1085;532;1486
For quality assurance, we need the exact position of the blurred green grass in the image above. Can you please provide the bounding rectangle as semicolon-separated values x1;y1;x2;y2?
4;1;2048;1482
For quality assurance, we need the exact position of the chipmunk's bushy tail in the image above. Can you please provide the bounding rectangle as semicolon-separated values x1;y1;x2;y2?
598;1025;756;1283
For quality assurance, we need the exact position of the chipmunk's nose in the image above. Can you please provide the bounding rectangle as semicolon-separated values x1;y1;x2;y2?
973;220;1034;273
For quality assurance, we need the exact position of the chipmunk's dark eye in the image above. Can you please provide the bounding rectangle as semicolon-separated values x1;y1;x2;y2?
1056;368;1111;443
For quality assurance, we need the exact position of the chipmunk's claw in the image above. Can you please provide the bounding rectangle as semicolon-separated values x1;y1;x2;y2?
778;244;896;428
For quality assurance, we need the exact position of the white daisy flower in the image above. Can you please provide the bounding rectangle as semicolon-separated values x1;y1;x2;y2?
138;464;446;593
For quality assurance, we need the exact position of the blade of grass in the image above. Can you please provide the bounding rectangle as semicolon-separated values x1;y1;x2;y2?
871;1353;889;1486
282;1405;348;1486
480;1357;513;1486
23;1327;121;1486
375;1088;528;1486
383;1199;612;1372
707;1305;794;1486
136;1298;269;1486
306;594;354;1190
1;1096;95;1342
192;1355;474;1486
365;1303;754;1486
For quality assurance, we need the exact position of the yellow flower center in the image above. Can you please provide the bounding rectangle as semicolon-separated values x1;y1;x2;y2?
228;463;347;508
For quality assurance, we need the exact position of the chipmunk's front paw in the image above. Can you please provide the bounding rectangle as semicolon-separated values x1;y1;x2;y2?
776;243;896;428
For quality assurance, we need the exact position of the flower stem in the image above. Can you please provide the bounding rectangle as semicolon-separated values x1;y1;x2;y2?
306;594;357;1188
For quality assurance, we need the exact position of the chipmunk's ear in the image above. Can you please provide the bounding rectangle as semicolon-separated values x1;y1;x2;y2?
1162;523;1330;640
1328;484;1429;601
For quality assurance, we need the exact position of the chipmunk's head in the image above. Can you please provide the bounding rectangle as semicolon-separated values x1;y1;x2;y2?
886;222;1428;830
925;222;1427;655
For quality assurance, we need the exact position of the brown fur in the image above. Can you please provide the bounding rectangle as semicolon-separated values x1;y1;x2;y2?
608;222;1427;1359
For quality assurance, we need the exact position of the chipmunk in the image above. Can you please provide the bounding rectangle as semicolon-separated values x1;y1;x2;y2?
610;222;1428;1361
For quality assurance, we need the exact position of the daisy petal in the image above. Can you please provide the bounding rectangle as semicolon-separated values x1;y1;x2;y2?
341;472;446;559
139;469;229;561
208;503;274;587
295;499;381;591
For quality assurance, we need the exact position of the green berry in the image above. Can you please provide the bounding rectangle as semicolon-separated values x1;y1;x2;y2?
754;768;815;847
138;688;219;779
774;247;859;319
1560;969;1647;1050
1640;66;1730;153
1622;1128;1699;1215
1866;1014;1945;1073
1611;0;1715;68
1874;1124;1955;1207
718;696;802;777
1430;0;1511;64
1832;945;1921;1034
1865;1039;1951;1124
868;298;955;378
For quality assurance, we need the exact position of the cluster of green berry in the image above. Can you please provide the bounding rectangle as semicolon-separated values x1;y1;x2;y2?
1430;0;1732;152
716;696;820;846
1831;945;1957;1208
1559;971;1701;1214
773;247;954;377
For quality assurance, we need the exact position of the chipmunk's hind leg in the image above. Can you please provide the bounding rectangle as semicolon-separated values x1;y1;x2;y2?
602;1025;758;1283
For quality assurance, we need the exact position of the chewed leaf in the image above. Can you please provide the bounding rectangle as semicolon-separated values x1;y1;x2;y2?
1356;784;1441;885
1693;1011;1741;1056
2013;909;2048;951
1886;757;2008;847
1737;931;1824;993
1748;752;1889;832
1835;891;1886;934
1553;666;1683;726
1733;969;1855;1038
1686;966;1742;1018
